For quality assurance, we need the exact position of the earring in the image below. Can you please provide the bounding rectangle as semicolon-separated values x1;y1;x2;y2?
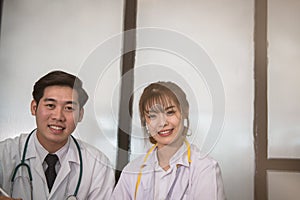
186;127;192;136
183;118;192;136
183;118;188;127
145;124;150;134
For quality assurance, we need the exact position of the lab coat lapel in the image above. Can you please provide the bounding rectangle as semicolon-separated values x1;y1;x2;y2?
25;135;49;198
139;150;156;200
139;164;154;200
49;138;78;199
169;166;190;199
26;135;46;184
49;157;71;197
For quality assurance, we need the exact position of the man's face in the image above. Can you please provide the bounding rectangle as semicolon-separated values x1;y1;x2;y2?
31;85;84;153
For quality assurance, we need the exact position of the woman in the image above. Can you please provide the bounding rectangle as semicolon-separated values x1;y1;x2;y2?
112;81;226;200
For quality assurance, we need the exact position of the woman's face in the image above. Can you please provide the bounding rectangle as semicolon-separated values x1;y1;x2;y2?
144;101;184;149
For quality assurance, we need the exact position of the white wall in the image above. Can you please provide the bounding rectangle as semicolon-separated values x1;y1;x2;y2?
0;0;124;168
267;0;300;199
268;0;300;159
132;1;254;200
0;1;255;200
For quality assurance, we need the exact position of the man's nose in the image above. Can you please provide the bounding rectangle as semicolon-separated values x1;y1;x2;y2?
51;107;66;121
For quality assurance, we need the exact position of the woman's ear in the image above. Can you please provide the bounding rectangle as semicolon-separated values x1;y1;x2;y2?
31;100;37;116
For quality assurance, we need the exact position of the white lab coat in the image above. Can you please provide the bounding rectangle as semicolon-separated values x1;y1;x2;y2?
111;143;226;200
0;132;115;200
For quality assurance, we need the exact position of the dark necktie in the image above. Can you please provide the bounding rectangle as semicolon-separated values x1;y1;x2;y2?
45;154;58;192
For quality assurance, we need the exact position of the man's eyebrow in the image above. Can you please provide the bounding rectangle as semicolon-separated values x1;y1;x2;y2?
43;98;78;105
66;101;78;105
43;98;57;102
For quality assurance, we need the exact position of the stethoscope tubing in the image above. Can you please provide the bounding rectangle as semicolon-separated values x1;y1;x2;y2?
10;129;82;200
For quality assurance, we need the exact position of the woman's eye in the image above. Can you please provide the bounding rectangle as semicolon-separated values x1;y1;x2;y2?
166;110;175;115
147;114;157;119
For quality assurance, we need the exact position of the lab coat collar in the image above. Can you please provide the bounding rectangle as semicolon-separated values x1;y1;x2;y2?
25;130;38;160
24;132;81;198
169;143;190;167
24;131;79;164
138;143;191;199
143;142;190;168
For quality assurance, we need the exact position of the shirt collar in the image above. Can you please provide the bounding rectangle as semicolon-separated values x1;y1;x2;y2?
169;143;190;167
32;131;70;163
145;142;190;168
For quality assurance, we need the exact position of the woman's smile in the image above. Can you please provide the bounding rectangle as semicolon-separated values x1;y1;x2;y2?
157;128;174;137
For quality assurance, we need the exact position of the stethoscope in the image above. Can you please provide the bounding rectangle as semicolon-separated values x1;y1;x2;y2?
10;129;83;200
134;140;192;200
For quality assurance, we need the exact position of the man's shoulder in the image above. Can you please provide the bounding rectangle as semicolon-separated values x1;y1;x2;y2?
0;133;30;161
0;133;28;148
73;138;112;166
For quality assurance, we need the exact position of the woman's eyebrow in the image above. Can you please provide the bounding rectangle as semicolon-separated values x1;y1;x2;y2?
165;105;175;110
145;110;156;114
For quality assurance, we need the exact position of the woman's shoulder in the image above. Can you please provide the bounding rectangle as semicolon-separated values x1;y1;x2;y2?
123;144;159;171
122;153;147;173
189;144;219;169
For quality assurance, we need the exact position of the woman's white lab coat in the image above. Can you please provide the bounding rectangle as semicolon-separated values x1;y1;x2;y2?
111;143;226;200
0;132;115;200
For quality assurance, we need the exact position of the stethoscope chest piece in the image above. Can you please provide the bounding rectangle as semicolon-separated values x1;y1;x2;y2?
66;195;78;200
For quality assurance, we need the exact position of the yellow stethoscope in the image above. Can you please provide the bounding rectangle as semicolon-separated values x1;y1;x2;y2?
134;140;192;200
10;129;83;200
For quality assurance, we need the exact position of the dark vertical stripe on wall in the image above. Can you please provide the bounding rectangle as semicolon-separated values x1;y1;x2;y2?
115;0;137;183
0;0;3;39
254;0;268;199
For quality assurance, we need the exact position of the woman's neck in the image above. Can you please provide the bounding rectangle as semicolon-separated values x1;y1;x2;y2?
157;139;184;171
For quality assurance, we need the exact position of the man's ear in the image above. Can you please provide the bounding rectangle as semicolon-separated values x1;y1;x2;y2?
78;108;84;122
31;100;37;116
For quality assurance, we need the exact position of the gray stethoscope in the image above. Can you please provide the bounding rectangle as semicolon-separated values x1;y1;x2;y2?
10;129;83;200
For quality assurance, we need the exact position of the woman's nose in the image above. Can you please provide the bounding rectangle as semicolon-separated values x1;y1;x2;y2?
158;113;168;127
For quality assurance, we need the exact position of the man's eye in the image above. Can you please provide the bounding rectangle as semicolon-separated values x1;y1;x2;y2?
46;104;55;109
65;106;75;111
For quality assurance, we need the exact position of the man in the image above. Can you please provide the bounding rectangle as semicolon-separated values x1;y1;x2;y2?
0;70;114;200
